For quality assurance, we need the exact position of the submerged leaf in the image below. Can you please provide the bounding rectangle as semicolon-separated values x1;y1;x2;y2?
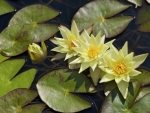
0;59;36;98
73;0;133;38
0;88;45;113
0;0;14;16
37;69;96;112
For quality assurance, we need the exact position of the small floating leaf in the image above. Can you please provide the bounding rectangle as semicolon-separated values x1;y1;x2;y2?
73;0;133;38
127;0;142;7
37;69;96;112
0;88;45;113
0;59;36;98
0;0;14;16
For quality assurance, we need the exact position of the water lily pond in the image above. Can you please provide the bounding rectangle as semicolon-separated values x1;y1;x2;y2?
0;0;150;113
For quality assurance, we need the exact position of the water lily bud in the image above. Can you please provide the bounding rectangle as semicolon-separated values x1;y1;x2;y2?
28;41;47;64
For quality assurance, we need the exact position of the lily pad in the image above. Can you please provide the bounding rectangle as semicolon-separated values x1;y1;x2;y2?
101;81;150;113
36;69;96;112
0;59;36;98
127;0;142;7
0;0;14;16
136;5;150;32
132;68;150;85
0;54;10;63
0;88;45;113
0;24;33;56
8;4;59;42
73;0;133;38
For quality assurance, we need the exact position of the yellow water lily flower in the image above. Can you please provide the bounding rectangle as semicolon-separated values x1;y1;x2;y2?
28;41;47;64
70;30;115;85
51;20;80;61
99;42;148;99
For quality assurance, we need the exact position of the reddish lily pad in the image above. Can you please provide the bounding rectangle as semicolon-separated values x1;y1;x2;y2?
0;59;36;98
0;0;14;16
0;88;45;113
73;0;133;38
37;69;96;112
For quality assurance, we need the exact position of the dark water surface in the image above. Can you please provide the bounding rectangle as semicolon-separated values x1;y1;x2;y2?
1;0;150;113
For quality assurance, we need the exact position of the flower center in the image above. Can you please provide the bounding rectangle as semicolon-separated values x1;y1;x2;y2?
68;34;76;50
114;62;126;75
88;46;99;58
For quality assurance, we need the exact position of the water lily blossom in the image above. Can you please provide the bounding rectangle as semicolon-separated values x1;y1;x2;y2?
51;20;80;61
28;41;47;64
100;42;148;99
70;30;115;85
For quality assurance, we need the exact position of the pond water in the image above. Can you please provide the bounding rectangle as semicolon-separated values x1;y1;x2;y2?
1;0;150;113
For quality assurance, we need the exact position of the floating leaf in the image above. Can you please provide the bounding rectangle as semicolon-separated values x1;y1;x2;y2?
0;0;14;16
0;4;59;56
132;68;150;85
0;59;36;98
0;88;45;113
136;87;150;101
127;0;142;7
8;4;59;42
104;80;117;96
136;5;150;32
0;25;33;56
130;93;150;113
37;69;96;112
101;81;141;113
0;54;10;63
73;0;133;38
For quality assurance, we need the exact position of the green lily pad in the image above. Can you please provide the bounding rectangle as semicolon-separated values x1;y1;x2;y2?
130;93;150;113
0;24;33;56
132;68;150;85
36;69;96;112
104;80;117;96
101;80;150;113
8;4;59;42
0;88;45;113
73;0;133;38
0;0;14;16
0;54;10;63
0;59;36;98
101;81;141;113
127;0;142;7
136;5;150;32
135;87;150;101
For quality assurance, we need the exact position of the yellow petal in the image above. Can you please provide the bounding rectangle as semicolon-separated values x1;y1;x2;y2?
115;77;123;83
65;52;74;60
71;20;79;38
122;74;130;82
125;52;134;62
58;27;67;39
50;38;58;45
51;53;66;61
100;74;115;83
69;57;82;64
122;41;128;56
117;81;129;99
90;60;98;71
41;41;47;56
129;69;141;76
90;67;101;86
79;62;90;73
133;53;149;68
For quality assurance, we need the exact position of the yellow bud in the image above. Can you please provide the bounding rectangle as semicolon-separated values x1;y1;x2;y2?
28;41;47;64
